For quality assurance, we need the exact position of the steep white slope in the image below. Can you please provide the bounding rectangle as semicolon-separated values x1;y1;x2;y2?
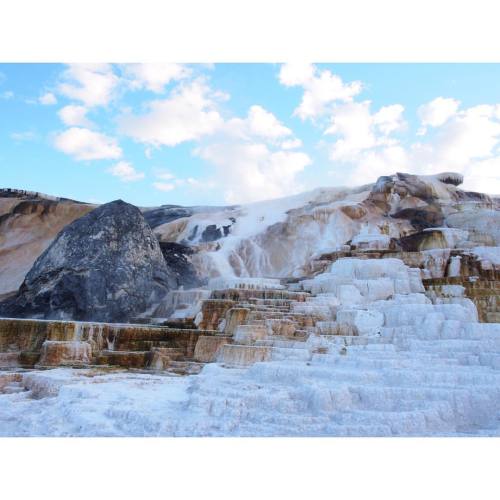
154;185;372;278
153;171;499;279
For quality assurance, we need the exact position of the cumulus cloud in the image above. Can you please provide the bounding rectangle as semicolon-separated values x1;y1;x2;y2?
58;64;119;107
54;127;122;161
462;157;500;193
165;96;312;203
196;142;311;204
326;98;500;193
413;105;500;169
325;101;405;161
418;97;460;132
281;138;303;150
50;66;309;202
58;105;93;128
373;104;406;135
279;63;362;120
108;161;145;182
119;79;224;147
224;105;293;144
278;63;316;87
246;105;292;139
39;92;57;105
123;63;191;93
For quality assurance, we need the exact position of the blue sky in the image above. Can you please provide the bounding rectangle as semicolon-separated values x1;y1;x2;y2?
1;63;499;206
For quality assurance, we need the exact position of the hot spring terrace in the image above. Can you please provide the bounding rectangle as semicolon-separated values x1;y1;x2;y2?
0;255;499;375
0;318;224;373
1;257;500;436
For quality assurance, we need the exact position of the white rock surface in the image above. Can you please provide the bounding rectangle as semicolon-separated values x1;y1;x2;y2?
1;257;499;437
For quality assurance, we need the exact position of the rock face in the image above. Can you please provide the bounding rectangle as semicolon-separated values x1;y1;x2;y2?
0;200;175;322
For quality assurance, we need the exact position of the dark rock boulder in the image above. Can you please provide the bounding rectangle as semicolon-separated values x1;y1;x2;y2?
159;242;203;289
0;200;176;322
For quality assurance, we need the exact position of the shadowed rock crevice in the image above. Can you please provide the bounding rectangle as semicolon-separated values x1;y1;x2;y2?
0;200;176;322
158;241;203;289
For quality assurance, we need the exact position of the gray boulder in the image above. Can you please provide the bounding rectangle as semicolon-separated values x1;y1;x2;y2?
0;200;175;322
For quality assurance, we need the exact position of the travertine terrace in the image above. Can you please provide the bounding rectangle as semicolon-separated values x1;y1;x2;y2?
0;172;499;436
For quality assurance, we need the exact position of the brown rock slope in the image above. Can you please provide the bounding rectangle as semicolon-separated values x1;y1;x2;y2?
0;189;95;298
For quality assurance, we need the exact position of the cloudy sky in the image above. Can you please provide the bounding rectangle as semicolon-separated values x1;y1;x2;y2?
1;63;500;206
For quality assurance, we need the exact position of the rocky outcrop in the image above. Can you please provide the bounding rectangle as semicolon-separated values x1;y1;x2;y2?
0;200;176;322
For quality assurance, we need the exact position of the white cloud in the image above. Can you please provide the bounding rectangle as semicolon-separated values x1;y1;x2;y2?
327;98;500;194
51;68;309;201
462;157;500;194
151;168;213;193
153;181;176;192
409;105;500;178
116;72;309;202
281;138;303;149
373;104;406;135
279;63;362;120
54;127;122;161
278;63;316;87
1;90;14;100
154;169;175;181
39;92;57;105
196;142;311;204
246;105;292;139
418;97;460;131
58;64;119;107
224;105;293;142
325;101;405;161
325;101;377;159
58;105;93;127
108;161;145;182
330;145;409;187
119;79;224;147
123;63;191;93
